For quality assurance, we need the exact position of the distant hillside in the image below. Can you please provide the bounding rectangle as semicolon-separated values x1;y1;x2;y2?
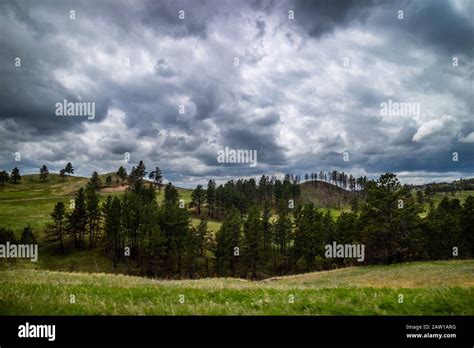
299;180;358;208
411;177;474;192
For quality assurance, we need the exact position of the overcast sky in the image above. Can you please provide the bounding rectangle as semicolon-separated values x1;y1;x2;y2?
0;0;473;187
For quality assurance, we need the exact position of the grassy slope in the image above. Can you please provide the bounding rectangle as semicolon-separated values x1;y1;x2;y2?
419;190;473;217
0;260;472;315
0;174;206;233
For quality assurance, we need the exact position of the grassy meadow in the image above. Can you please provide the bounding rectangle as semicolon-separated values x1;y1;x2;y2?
0;260;472;315
0;174;205;233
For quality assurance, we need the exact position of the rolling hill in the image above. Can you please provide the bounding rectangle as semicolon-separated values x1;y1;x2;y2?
299;180;355;207
0;260;472;315
0;173;195;232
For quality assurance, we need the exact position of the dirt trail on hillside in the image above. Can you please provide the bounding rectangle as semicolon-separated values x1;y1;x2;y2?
100;185;128;193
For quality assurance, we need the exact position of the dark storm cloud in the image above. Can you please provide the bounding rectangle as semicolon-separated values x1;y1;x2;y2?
0;0;472;185
139;0;210;38
287;0;473;58
155;58;174;78
100;139;138;156
369;0;474;57
256;17;266;37
0;1;56;38
220;127;287;166
287;0;377;37
363;139;474;174
390;124;418;146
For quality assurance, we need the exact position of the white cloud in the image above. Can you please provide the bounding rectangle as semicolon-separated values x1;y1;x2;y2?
459;132;474;143
412;115;460;142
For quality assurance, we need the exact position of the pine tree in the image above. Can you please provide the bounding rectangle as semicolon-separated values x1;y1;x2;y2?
89;171;101;190
103;196;122;267
0;170;9;185
67;187;87;249
424;197;462;260
262;202;272;252
128;161;147;187
207;179;216;218
49;202;66;253
139;201;164;276
191;185;206;216
10;167;21;184
39;165;49;181
274;204;293;258
183;225;200;278
135;160;147;178
215;208;241;277
160;183;190;275
85;183;101;249
293;203;324;272
116;166;128;184
20;226;37;244
64;162;74;176
242;206;264;279
148;166;163;191
360;173;423;264
194;219;212;276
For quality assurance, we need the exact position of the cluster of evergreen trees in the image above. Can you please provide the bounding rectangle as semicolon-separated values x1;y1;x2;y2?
212;173;473;278
191;170;370;220
0;162;74;185
42;162;473;279
280;170;368;191
299;170;368;191
194;176;301;220
0;226;38;269
0;167;21;184
47;161;209;278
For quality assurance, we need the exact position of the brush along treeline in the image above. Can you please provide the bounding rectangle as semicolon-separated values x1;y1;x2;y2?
1;161;473;279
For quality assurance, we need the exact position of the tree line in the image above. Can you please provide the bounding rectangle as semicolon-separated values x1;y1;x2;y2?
42;163;473;279
192;175;301;220
0;162;75;184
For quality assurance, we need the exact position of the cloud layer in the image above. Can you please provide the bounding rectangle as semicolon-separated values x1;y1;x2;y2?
1;0;473;186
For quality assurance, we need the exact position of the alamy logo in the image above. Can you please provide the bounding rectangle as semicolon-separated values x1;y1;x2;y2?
0;242;38;262
217;147;257;167
325;242;365;262
18;322;56;341
55;99;95;120
380;99;420;117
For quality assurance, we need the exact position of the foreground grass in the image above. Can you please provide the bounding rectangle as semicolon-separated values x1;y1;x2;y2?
0;260;472;315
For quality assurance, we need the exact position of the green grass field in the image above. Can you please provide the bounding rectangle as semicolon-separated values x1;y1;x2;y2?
419;191;473;217
0;260;472;315
0;174;198;233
